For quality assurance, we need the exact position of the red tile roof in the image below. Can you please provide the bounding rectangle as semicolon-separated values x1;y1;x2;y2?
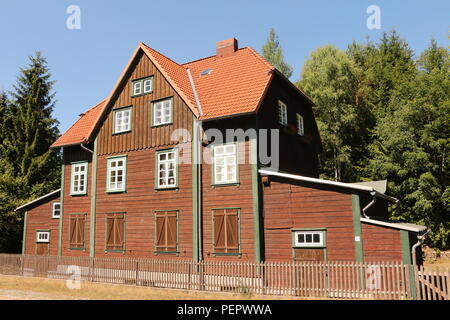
52;41;282;147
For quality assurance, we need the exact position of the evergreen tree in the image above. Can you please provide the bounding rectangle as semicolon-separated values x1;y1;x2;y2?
0;52;61;252
262;28;293;78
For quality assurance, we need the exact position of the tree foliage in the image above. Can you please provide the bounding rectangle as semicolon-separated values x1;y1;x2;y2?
262;28;293;78
0;53;60;252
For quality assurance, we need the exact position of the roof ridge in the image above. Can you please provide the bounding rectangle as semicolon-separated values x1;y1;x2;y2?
182;47;248;66
141;42;185;69
245;46;275;71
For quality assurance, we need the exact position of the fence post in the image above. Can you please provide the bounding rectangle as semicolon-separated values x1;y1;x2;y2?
409;264;418;300
135;259;140;286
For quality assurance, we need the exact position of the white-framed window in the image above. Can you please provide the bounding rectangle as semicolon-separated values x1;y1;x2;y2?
52;202;61;219
296;113;304;136
143;78;153;94
71;162;88;195
213;143;238;185
36;231;50;243
278;100;288;125
107;156;127;193
156;149;178;189
293;230;325;247
113;107;131;134
152;98;172;126
132;81;142;96
132;76;153;97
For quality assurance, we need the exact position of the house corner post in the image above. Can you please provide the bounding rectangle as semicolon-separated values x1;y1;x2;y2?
57;148;65;256
22;211;28;255
89;138;98;258
251;136;263;264
351;194;365;287
401;230;417;300
192;116;201;262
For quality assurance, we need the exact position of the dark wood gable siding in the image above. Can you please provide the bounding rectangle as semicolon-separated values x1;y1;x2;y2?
97;51;193;156
257;75;321;177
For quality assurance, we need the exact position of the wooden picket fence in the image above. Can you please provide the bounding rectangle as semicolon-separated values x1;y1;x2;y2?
415;265;450;300
0;254;445;300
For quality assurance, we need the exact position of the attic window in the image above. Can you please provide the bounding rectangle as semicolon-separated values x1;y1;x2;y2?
200;69;212;76
131;76;153;97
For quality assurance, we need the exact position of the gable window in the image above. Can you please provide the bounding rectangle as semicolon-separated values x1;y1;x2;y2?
154;210;178;254
213;143;238;185
52;202;61;219
212;208;240;255
105;212;125;252
156;149;177;189
131;76;153;97
69;214;86;250
113;107;131;134
152;98;172;126
36;231;50;243
107;156;127;193
278;100;287;126
293;230;325;248
296;113;304;136
71;162;88;195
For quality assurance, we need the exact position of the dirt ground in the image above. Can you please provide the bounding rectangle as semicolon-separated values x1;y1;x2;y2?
0;274;314;300
423;247;450;268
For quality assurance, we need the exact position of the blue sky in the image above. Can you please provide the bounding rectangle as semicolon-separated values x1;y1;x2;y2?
0;0;448;133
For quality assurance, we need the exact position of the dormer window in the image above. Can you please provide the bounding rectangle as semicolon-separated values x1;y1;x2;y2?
278;100;287;126
296;113;304;136
113;107;132;134
131;76;153;97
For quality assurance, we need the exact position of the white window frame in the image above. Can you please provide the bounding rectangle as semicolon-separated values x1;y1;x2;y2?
70;162;88;195
113;107;132;134
143;78;153;94
52;202;61;219
278;100;287;126
293;230;325;247
107;156;127;193
296;113;304;136
156;149;178;189
132;81;142;96
152;98;173;126
36;231;50;243
213;143;238;185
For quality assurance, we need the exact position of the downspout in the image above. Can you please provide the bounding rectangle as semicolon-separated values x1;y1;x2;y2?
80;143;94;154
362;191;400;219
187;68;203;261
412;229;429;267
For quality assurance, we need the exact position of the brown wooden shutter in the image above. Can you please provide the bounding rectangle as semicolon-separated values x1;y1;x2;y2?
69;216;77;247
155;211;177;252
76;216;85;248
214;210;226;253
106;216;115;250
226;209;239;253
166;213;177;251
115;216;124;250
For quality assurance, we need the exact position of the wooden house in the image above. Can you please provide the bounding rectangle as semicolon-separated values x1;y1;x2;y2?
16;38;426;268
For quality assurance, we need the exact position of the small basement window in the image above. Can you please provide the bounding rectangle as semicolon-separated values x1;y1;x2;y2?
36;231;50;243
293;230;325;248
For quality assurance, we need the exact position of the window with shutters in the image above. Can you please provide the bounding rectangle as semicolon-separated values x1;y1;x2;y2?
105;213;125;252
69;214;86;250
70;162;88;195
154;210;178;254
212;208;240;255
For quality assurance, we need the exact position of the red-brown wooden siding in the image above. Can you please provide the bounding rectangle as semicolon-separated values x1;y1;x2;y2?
262;179;356;261
94;146;193;258
362;223;403;261
201;139;255;261
24;197;60;255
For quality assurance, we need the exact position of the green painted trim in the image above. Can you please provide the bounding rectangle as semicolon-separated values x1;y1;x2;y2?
251;137;262;263
211;208;241;256
106;155;127;193
104;212;126;254
68;213;87;251
153;210;179;256
22;211;28;254
58;161;65;256
351;194;364;263
89;138;98;257
150;97;174;127
211;141;240;186
191;115;200;261
154;148;179;190
131;76;154;97
112;106;132;135
401;230;417;299
70;161;88;196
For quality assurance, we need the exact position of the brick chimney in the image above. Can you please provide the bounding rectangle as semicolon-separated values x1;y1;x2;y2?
216;38;238;58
